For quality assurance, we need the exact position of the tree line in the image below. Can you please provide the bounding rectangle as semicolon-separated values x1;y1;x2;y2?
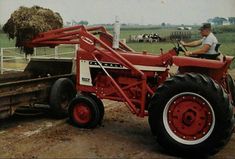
208;17;235;25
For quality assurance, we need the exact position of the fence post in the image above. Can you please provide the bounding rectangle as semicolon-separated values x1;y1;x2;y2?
55;46;58;58
27;54;31;61
34;47;37;56
75;44;79;59
0;48;3;74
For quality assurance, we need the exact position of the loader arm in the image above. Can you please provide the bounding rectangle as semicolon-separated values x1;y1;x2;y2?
23;25;133;52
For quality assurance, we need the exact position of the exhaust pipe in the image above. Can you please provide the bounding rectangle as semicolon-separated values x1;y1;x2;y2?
112;16;120;49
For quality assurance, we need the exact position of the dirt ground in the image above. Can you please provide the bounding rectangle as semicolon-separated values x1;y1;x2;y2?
0;99;234;158
0;70;235;158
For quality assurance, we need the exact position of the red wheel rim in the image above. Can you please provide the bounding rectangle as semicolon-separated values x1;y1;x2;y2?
164;92;215;145
73;103;91;124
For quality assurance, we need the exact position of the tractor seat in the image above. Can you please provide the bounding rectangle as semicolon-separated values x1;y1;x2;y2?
196;43;221;60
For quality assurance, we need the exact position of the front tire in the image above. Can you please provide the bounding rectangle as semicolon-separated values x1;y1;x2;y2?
68;95;100;129
88;94;104;125
148;73;234;156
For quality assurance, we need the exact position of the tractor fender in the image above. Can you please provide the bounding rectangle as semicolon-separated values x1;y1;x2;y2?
172;56;224;69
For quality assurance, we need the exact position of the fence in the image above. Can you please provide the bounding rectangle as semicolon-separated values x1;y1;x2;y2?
128;30;201;43
0;45;77;74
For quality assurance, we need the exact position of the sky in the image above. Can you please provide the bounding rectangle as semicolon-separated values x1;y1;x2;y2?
0;0;235;25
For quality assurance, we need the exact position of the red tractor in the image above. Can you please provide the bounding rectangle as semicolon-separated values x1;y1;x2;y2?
24;25;234;157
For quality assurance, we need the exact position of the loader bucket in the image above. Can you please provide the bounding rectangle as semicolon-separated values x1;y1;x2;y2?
24;58;74;77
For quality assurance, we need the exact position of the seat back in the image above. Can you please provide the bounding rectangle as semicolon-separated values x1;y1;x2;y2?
215;43;221;52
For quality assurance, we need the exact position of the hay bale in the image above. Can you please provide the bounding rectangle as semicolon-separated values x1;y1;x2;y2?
3;6;63;55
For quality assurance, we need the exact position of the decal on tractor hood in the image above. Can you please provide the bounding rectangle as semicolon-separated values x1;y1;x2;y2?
79;60;166;86
89;61;166;71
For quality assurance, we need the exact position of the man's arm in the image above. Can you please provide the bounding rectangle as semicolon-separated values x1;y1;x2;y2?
181;39;202;47
184;44;210;56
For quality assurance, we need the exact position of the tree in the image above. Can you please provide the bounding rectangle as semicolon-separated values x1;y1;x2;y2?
207;18;214;23
161;22;166;27
209;17;227;25
228;17;235;24
78;20;88;26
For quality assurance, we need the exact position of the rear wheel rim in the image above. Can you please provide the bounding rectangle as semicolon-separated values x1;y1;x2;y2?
73;103;91;124
163;92;215;145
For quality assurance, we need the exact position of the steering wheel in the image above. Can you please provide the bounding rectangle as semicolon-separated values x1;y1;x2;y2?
176;39;187;52
170;38;187;55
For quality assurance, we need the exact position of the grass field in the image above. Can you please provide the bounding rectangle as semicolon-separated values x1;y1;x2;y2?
0;33;15;48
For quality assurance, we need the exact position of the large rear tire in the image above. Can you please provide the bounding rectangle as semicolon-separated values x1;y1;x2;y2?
148;73;234;157
227;74;235;106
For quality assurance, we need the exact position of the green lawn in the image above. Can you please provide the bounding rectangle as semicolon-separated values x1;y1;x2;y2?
127;42;172;53
0;33;15;48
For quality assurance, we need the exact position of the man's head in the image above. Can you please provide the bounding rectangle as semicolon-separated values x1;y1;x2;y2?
199;23;212;37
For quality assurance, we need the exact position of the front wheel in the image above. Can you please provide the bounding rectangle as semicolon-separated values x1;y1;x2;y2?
148;73;234;156
68;95;100;129
88;94;104;125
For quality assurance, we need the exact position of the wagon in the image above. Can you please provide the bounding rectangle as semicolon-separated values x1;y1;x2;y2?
0;58;76;119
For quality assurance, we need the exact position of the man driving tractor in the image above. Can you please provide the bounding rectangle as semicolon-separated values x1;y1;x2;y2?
180;23;219;57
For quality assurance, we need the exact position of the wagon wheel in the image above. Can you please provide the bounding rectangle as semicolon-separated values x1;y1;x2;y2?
68;95;100;128
148;73;234;157
49;78;76;118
